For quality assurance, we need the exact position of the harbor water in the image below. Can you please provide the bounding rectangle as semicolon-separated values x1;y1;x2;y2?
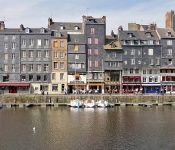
0;106;175;150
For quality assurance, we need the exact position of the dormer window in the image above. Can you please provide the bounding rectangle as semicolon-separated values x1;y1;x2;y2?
110;42;116;48
40;28;45;33
25;28;30;33
145;32;152;38
60;25;64;30
128;33;134;38
74;26;79;30
167;31;172;37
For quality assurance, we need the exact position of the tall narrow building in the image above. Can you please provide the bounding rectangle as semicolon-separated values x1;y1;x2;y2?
165;10;175;31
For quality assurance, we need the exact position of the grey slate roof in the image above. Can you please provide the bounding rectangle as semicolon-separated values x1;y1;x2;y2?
68;34;85;44
50;22;82;32
83;16;106;24
156;28;175;39
119;30;159;41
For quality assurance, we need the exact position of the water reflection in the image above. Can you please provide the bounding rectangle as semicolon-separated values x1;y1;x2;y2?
0;106;175;150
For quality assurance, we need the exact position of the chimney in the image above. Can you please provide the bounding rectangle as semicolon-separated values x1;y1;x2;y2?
48;17;53;28
118;26;123;31
102;16;106;23
0;21;5;30
20;24;25;31
148;23;157;30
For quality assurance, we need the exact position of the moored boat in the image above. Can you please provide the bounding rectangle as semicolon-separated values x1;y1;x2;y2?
69;99;84;108
96;100;109;108
84;100;96;108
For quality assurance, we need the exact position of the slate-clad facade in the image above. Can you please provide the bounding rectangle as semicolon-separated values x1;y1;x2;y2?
1;14;175;94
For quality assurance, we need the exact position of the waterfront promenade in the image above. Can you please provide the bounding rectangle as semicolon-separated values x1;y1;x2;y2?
1;93;175;108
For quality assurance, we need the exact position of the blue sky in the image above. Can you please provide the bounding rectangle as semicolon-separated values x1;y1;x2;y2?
0;0;175;34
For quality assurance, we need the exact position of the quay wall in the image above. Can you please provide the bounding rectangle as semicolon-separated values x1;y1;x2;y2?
0;94;174;104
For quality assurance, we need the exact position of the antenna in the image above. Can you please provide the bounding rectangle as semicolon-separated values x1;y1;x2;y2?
2;16;7;22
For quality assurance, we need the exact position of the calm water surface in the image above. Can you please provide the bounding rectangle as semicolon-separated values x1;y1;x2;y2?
0;106;175;150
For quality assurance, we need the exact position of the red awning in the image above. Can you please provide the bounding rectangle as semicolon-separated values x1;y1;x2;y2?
0;83;30;87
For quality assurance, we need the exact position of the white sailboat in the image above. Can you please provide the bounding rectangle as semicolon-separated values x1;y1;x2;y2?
69;57;83;108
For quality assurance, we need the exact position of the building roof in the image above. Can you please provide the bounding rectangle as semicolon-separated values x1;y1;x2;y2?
68;34;85;44
83;16;106;24
50;22;82;32
119;30;159;41
156;28;175;39
104;36;122;50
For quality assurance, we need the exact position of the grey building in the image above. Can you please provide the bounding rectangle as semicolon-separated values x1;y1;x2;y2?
0;22;30;93
157;28;175;93
83;16;106;93
119;28;161;94
20;25;51;94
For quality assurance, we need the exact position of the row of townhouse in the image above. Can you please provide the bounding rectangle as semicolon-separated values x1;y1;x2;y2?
0;15;175;94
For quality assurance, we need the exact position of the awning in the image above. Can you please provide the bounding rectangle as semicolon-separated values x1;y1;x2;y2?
0;83;30;87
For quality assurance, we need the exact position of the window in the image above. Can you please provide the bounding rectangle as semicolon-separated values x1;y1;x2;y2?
148;40;153;45
131;59;135;65
95;38;99;44
88;49;92;55
29;50;33;58
150;59;154;65
54;51;58;58
94;49;99;55
168;59;172;65
60;73;64;80
149;69;152;74
143;77;146;82
22;51;26;58
138;50;141;55
168;49;172;55
60;52;64;58
124;50;127;55
44;50;49;58
44;64;49;72
53;41;58;48
4;36;8;41
37;64;41;72
61;84;65;92
37;51;41;58
37;75;41;81
12;64;15;72
75;54;79;60
29;39;34;46
154;77;158;82
52;84;58;91
21;75;26;81
167;40;172;45
12;42;16;49
74;26;79;30
29;75;33;81
60;41;64;48
131;49;135;55
54;62;58;69
21;64;26;72
148;49;153;55
29;64;33;72
52;73;56;80
4;54;8;60
44;75;47;81
88;60;92;67
12;53;15;59
60;62;64;69
135;69;139;74
143;70;146;74
21;39;26;46
60;25;64;30
4;65;8;72
88;38;92;44
37;39;41;46
90;27;95;34
44;39;49;46
149;77;153;82
40;28;45;33
4;43;8;49
130;69;133;74
156;58;160;65
74;45;79;51
25;28;30;33
95;61;99;67
124;61;127;65
12;36;16;40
